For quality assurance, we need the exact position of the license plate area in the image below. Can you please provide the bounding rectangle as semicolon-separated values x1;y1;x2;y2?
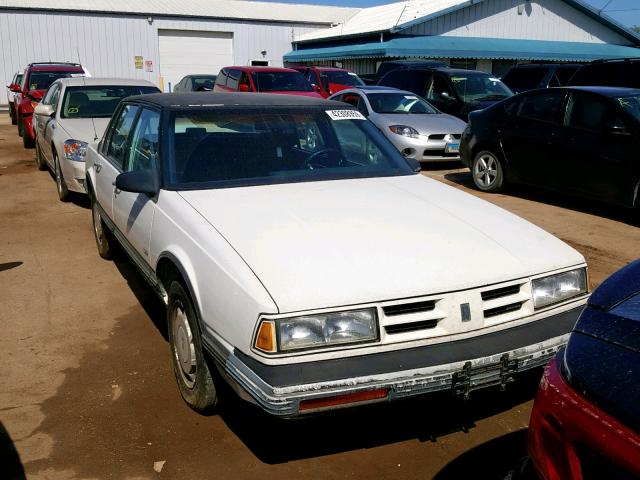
451;353;519;399
445;142;460;153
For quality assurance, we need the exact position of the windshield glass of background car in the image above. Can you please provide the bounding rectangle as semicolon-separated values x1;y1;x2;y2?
28;72;74;91
367;93;438;114
251;72;313;92
502;67;547;89
61;85;159;118
615;95;640;122
450;73;513;101
320;71;364;90
167;108;413;189
192;76;216;91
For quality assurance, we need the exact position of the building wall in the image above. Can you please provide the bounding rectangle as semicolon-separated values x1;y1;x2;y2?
403;0;632;45
0;9;325;104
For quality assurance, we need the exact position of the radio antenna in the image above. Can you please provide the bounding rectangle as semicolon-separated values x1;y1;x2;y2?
77;47;99;141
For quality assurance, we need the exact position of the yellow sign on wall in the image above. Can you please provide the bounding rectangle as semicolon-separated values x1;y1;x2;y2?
134;56;143;69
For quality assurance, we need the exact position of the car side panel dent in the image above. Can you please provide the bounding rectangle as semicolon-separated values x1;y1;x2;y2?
149;191;278;355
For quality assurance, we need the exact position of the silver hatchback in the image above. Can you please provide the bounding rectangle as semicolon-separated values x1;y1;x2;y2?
329;87;467;162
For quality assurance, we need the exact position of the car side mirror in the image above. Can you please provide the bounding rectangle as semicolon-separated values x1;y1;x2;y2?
9;84;21;93
440;92;454;101
115;169;159;197
604;124;631;136
238;83;250;92
312;84;321;94
34;103;55;117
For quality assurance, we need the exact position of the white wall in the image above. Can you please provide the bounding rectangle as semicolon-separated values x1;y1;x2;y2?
403;0;633;45
0;9;326;104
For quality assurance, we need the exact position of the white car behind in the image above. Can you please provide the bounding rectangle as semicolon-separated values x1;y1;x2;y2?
33;77;159;200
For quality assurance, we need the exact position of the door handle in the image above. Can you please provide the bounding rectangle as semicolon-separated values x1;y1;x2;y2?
51;124;55;130
112;181;121;195
95;163;102;173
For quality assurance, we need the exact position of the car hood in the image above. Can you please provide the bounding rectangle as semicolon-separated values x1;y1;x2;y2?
59;118;110;143
371;112;466;135
179;174;584;312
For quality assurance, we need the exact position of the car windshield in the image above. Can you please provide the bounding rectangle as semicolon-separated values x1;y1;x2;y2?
251;72;313;92
192;76;216;91
61;85;159;118
615;95;640;122
450;73;513;102
28;72;77;91
366;92;438;114
502;67;548;89
168;107;413;189
319;71;364;91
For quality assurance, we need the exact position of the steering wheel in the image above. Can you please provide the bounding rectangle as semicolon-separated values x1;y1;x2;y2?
305;148;346;169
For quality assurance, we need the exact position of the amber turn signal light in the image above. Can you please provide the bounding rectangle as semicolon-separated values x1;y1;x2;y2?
255;320;276;353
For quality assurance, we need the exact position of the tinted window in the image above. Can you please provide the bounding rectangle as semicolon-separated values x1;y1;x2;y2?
564;92;608;131
449;72;512;102
215;69;229;87
571;62;629;87
226;69;241;90
251;71;313;92
517;91;564;123
27;71;75;91
126;108;160;172
367;92;438;114
106;105;139;169
168;108;412;188
502;67;548;89
555;66;580;86
426;75;454;101
319;71;364;91
61;85;159;119
379;70;431;96
192;76;216;91
615;94;640;122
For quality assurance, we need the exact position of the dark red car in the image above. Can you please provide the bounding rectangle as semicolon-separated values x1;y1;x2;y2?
528;259;640;479
291;66;365;98
12;62;85;148
213;66;322;98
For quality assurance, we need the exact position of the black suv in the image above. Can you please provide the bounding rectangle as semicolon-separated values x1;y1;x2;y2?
502;63;582;94
359;60;448;85
377;66;513;120
569;58;640;88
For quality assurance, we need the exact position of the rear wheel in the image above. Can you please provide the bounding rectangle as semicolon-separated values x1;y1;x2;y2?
472;150;505;192
54;153;69;201
168;281;218;413
91;193;112;259
22;122;34;148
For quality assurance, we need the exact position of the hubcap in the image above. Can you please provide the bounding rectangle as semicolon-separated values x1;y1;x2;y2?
171;304;197;388
474;154;499;188
55;158;63;194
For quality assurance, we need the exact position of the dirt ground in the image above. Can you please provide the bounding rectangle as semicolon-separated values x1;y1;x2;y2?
1;113;639;480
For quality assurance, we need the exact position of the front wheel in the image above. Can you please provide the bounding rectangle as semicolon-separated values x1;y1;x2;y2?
10;106;17;125
91;194;112;259
17;115;23;137
168;281;218;413
472;150;505;192
54;153;70;201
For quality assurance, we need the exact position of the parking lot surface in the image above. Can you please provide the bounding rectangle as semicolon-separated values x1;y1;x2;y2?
1;114;639;479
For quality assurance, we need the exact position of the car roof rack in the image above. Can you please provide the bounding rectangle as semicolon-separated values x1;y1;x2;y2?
28;61;82;66
591;57;639;64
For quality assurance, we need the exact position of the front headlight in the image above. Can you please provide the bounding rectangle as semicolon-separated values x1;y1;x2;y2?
389;125;419;138
63;139;88;162
255;308;378;353
532;268;587;309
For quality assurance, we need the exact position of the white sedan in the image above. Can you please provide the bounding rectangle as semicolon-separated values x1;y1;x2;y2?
33;77;159;201
85;92;589;417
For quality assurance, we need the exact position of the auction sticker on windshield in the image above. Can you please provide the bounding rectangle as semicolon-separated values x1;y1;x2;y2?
326;110;366;121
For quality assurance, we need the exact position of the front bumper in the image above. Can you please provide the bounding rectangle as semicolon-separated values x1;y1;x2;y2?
386;133;461;162
206;306;582;417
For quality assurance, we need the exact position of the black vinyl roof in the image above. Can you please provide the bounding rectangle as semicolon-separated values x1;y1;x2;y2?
126;92;339;109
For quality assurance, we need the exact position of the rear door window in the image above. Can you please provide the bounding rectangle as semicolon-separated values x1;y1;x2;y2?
226;69;241;90
516;90;565;124
564;92;612;132
125;108;160;172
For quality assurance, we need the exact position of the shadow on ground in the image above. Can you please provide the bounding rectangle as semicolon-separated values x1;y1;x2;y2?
444;170;637;226
0;422;26;480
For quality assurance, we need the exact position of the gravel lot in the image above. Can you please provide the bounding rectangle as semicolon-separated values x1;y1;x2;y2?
1;114;639;479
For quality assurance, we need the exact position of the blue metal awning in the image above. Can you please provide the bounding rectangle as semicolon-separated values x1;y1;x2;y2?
284;36;640;63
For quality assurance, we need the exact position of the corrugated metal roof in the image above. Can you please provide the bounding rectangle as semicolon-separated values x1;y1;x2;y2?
285;36;640;62
295;0;467;42
0;0;359;25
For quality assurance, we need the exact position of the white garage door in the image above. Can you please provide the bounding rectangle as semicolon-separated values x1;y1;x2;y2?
158;30;233;92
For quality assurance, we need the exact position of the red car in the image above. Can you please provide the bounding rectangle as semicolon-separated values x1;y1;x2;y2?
291;66;365;98
213;66;322;98
12;62;85;148
527;259;640;480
